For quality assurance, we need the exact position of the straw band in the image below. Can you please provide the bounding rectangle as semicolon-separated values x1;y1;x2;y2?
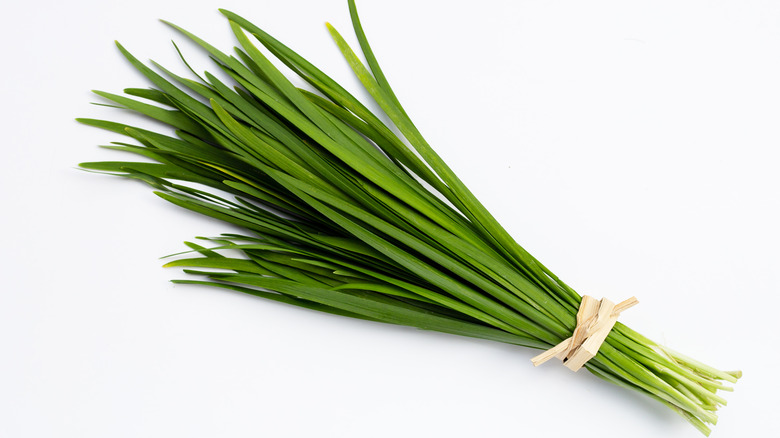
531;296;638;372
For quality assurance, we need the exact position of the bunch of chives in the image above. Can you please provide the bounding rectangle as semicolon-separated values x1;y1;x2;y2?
79;1;738;434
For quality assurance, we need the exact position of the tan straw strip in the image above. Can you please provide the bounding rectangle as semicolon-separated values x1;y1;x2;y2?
531;296;638;372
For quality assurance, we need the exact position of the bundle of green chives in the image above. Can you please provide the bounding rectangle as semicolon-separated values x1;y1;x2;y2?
79;1;739;434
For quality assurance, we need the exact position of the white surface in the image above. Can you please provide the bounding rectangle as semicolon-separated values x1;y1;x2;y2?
1;0;778;436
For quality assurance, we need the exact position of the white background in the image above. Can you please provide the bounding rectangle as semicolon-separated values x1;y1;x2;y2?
1;0;778;436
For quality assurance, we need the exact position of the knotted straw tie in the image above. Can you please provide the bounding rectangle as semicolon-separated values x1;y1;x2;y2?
531;296;639;372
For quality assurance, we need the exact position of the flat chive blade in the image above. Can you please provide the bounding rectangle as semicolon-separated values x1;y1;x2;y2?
79;3;738;435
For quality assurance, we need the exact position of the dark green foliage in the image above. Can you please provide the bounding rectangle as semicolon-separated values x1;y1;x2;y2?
80;1;737;434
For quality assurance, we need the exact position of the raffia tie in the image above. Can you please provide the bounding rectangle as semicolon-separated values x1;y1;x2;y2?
531;296;638;372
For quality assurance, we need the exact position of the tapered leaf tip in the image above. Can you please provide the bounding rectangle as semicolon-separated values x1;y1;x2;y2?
114;41;135;60
219;9;241;22
325;22;341;39
159;19;184;33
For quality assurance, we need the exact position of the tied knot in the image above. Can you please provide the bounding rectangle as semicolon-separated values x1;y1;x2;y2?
531;296;638;372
